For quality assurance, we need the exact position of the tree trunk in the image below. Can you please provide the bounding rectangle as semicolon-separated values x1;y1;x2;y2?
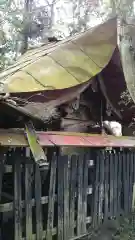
120;37;135;104
21;0;33;54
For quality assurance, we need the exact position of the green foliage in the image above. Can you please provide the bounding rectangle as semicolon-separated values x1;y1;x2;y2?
113;215;135;240
0;0;134;71
77;215;135;240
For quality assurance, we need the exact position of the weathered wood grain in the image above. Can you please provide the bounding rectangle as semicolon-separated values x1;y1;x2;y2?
77;155;83;236
69;155;77;238
14;152;22;240
63;155;70;240
58;155;64;240
25;148;33;239
35;164;43;240
46;155;56;240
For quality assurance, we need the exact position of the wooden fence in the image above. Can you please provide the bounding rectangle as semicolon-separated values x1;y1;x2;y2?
0;147;135;239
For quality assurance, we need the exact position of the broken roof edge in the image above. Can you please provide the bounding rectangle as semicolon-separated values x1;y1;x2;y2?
0;129;135;148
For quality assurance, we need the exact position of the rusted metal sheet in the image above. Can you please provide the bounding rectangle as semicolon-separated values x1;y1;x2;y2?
0;130;135;147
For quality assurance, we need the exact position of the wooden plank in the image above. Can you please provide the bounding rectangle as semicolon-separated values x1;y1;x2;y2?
46;155;57;240
4;164;49;173
129;152;134;212
25;148;33;239
14;151;22;240
2;129;135;147
4;165;13;173
22;228;57;240
40;132;135;147
0;149;6;239
0;149;6;201
81;154;88;234
126;152;130;213
117;152;122;214
77;155;83;236
92;153;99;227
25;122;47;165
126;152;131;212
63;155;70;240
132;153;135;212
21;216;92;240
69;155;77;238
104;151;109;220
123;152;128;214
0;186;92;212
35;164;43;240
41;134;135;147
130;152;134;212
57;155;64;240
113;152;118;216
109;153;114;217
0;195;56;212
98;152;104;224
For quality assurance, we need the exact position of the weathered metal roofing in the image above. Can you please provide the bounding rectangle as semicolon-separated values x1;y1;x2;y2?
1;16;135;131
0;17;117;93
0;17;119;125
0;130;135;147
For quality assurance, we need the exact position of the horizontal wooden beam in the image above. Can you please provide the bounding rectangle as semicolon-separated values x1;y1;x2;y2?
0;186;92;212
0;129;134;147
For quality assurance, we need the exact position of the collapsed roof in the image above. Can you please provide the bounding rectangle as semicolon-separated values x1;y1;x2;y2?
0;17;134;130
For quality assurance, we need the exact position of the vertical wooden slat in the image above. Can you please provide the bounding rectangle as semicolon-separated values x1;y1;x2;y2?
25;148;33;239
35;164;43;240
77;155;83;236
63;155;70;240
46;155;57;240
0;151;5;238
0;150;6;201
58;155;64;240
123;152;128;214
14;150;22;240
92;152;99;227
104;151;109;220
109;153;114;217
130;152;134;211
113;152;118;216
126;152;130;213
131;152;134;212
130;152;135;230
117;152;122;214
98;151;104;225
82;154;88;234
132;153;135;211
0;149;6;239
129;152;133;212
69;155;77;238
